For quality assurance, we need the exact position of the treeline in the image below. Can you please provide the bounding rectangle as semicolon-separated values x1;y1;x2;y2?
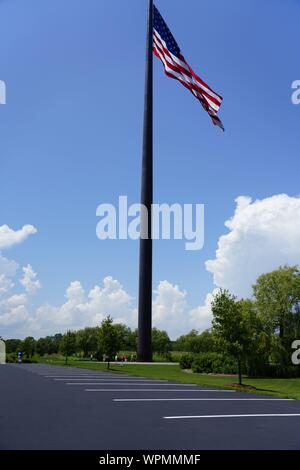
5;319;172;362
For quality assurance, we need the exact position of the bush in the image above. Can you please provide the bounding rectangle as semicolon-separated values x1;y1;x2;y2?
248;363;300;378
179;353;194;369
192;352;237;374
22;355;39;364
5;352;17;363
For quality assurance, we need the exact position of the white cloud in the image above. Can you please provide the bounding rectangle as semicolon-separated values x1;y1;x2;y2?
188;290;218;331
0;293;28;308
0;272;195;339
0;223;37;300
206;194;300;297
20;264;41;295
0;255;18;279
0;223;39;333
28;276;136;337
0;274;14;296
0;224;37;250
0;304;29;327
152;280;187;337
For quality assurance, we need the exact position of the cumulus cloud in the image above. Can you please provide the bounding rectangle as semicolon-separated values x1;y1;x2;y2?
0;223;39;332
0;255;18;279
152;281;187;337
25;278;194;339
206;194;300;298
0;223;37;299
0;274;14;296
20;264;41;295
0;305;29;327
0;272;194;339
27;276;136;337
188;290;218;331
0;224;37;250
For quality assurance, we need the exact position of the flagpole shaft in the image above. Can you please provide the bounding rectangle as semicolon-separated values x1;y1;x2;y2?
138;0;153;362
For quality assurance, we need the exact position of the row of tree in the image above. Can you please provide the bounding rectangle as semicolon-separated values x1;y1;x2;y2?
5;319;172;363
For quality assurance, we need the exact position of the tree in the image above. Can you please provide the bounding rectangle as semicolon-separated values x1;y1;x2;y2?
174;330;198;352
76;327;98;357
152;328;171;356
36;337;49;356
5;339;22;354
173;329;217;353
212;290;252;385
22;336;36;358
253;265;300;365
113;324;134;351
127;329;138;352
238;298;270;377
51;334;63;353
36;334;63;356
60;331;77;364
98;316;120;369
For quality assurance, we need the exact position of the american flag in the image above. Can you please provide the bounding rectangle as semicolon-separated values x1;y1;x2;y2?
153;4;224;130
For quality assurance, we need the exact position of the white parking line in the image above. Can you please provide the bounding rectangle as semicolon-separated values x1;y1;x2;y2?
52;378;167;382
66;382;194;386
85;389;236;392
164;413;300;419
114;398;293;402
44;376;122;378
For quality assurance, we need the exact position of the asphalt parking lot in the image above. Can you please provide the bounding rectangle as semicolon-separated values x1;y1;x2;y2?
0;363;300;450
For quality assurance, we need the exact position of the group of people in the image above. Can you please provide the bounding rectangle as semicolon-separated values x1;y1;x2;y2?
101;353;137;363
114;354;136;362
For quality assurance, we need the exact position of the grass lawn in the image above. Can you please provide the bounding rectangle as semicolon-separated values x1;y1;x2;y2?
40;357;300;400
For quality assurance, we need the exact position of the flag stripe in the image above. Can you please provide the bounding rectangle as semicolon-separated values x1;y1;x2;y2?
154;30;222;106
153;37;220;114
153;33;221;112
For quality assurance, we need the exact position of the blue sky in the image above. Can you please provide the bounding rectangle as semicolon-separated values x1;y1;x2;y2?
1;0;300;338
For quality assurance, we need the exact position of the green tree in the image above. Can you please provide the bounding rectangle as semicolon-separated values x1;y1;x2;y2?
36;334;63;356
5;339;22;354
113;324;134;351
238;298;271;376
22;336;36;358
152;328;171;356
60;331;77;364
174;329;217;354
253;265;300;365
52;334;63;353
127;329;138;352
36;337;48;356
98;316;120;369
76;327;98;357
212;290;252;385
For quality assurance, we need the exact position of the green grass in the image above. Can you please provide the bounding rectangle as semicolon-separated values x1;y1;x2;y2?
39;357;300;400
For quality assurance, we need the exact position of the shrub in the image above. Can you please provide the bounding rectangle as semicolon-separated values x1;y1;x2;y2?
21;355;39;364
192;352;237;374
5;352;17;363
179;353;194;369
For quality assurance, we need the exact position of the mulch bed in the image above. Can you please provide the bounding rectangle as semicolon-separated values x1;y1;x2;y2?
225;382;257;391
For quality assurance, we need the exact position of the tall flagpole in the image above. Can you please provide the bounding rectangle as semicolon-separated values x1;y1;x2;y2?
138;0;153;362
